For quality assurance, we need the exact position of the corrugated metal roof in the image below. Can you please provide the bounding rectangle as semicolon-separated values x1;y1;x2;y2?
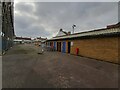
15;37;31;40
48;27;120;41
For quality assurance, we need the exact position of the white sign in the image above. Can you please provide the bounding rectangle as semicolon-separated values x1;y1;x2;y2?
71;42;73;46
0;32;4;37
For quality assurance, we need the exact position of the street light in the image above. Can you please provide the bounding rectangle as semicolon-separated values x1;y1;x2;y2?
72;24;76;34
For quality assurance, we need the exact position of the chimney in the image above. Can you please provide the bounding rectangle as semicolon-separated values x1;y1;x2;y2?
60;28;63;31
68;31;71;35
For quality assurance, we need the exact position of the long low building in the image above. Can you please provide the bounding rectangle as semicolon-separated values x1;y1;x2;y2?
14;37;32;44
46;22;120;64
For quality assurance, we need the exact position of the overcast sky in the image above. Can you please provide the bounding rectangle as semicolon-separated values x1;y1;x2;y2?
14;2;118;39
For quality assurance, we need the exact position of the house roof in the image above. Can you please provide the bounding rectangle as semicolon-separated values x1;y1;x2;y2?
48;22;120;41
55;29;68;37
15;37;31;40
36;37;47;40
107;22;120;29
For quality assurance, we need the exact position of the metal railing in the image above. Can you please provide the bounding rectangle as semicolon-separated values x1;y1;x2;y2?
45;46;56;51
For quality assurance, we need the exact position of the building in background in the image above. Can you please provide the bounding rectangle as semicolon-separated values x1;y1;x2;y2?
34;37;47;46
0;1;14;55
46;29;71;48
56;28;69;37
46;22;120;64
14;37;32;44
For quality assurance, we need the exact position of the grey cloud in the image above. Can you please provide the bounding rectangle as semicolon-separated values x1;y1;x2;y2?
34;2;117;29
15;2;34;13
15;25;51;38
15;2;118;38
15;15;31;29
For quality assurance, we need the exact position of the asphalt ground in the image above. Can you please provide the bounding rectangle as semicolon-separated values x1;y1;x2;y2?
2;44;119;88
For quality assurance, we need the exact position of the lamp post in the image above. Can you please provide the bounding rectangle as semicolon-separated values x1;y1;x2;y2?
72;24;76;34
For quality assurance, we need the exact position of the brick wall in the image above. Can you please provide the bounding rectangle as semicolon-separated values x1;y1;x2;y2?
70;37;118;64
49;36;119;64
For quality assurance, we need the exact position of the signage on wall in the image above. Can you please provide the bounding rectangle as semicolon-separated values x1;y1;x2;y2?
0;32;5;37
71;42;73;46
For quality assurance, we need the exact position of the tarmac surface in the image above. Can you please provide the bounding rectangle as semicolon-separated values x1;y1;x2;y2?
2;44;119;88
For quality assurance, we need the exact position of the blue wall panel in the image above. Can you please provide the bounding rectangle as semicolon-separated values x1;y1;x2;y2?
0;37;2;54
54;41;56;50
62;42;66;53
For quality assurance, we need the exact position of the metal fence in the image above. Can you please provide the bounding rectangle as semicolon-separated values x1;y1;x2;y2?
45;46;56;51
